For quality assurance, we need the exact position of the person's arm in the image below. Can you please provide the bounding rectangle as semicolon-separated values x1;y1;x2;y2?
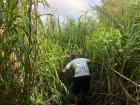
61;61;72;74
62;68;68;74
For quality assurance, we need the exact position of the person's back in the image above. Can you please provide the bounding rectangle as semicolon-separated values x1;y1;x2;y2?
65;58;90;77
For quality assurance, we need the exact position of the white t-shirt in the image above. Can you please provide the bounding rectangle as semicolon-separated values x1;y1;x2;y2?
65;58;90;77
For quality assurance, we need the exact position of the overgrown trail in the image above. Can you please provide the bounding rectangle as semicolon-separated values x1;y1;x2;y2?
0;0;140;105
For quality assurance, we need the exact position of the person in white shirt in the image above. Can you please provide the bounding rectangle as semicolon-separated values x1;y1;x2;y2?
62;54;91;105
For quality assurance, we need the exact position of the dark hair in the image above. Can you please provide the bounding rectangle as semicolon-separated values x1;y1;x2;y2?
70;54;78;60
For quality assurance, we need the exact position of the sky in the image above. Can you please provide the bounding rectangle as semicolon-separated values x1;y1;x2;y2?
38;0;102;23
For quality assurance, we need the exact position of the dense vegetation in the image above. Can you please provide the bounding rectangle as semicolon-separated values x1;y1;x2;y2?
0;0;140;105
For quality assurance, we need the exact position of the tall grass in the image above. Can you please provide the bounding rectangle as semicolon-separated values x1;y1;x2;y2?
53;0;140;104
0;0;140;105
0;0;68;105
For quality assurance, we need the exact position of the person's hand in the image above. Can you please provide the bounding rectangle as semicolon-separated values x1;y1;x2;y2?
60;68;67;76
59;69;65;76
59;70;64;76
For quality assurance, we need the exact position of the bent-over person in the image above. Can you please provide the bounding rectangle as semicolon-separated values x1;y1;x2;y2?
62;55;91;105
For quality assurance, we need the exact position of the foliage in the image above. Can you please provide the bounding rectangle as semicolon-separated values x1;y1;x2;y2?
0;0;140;105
